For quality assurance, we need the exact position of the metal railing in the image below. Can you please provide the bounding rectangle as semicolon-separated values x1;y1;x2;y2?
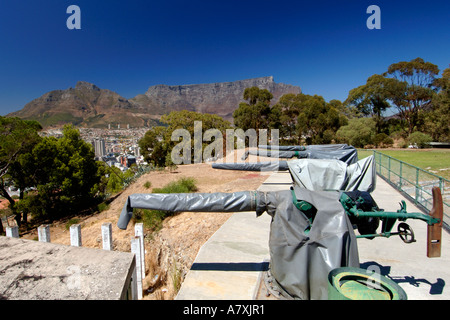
372;150;450;228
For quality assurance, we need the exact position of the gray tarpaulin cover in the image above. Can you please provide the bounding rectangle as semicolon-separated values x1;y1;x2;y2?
212;156;376;192
117;187;359;300
242;144;358;165
258;143;351;152
212;161;290;172
287;155;376;192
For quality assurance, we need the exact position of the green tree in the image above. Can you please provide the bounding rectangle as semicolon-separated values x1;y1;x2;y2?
295;94;348;144
426;67;450;142
139;126;169;167
383;57;440;134
345;74;397;133
0;117;42;228
139;111;231;167
17;125;102;222
270;93;302;144
233;87;273;131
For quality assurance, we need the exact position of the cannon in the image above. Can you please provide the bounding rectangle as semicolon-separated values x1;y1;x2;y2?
117;184;443;300
242;143;358;165
213;155;376;193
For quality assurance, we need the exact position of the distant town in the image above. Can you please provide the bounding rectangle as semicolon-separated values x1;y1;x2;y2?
41;126;149;171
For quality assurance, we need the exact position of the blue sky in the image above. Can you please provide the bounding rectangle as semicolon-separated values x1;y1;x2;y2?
0;0;449;116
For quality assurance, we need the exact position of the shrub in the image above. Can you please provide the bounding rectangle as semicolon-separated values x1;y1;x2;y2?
144;181;152;189
373;133;394;148
65;218;80;230
152;177;198;194
133;177;198;231
336;118;376;148
407;132;432;148
97;202;110;212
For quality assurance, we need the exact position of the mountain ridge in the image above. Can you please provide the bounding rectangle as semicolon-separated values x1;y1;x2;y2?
8;77;301;128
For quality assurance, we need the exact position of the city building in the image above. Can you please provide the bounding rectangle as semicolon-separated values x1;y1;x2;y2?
93;138;106;159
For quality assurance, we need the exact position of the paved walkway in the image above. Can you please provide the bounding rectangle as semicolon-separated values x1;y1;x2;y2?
176;171;450;300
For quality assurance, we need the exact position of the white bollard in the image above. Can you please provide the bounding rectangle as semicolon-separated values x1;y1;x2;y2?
38;225;51;242
6;226;19;238
70;224;82;247
134;223;146;279
101;223;113;250
130;236;143;299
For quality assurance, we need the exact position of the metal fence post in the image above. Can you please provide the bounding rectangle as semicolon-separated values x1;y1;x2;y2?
399;161;403;189
388;155;391;183
415;168;420;205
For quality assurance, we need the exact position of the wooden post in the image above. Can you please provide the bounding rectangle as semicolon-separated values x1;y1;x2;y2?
70;224;82;247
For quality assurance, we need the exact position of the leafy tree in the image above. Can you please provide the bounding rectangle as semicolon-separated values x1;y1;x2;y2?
139;111;231;167
17;125;102;222
426;67;450;141
270;93;302;144
0;117;42;227
139;126;169;167
295;94;348;144
383;57;440;134
233;87;273;132
345;74;398;133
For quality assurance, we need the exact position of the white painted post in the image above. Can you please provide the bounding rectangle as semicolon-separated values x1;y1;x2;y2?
134;223;146;279
38;225;51;242
101;223;113;250
70;224;82;247
6;226;19;238
130;236;143;299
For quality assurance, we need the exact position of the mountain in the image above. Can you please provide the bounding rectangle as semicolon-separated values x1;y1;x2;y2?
8;77;301;128
8;81;158;128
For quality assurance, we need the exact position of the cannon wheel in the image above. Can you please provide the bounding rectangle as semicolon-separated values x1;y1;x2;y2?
398;223;415;243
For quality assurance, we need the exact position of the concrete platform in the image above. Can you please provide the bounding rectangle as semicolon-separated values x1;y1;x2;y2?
175;172;291;300
176;171;450;300
358;177;450;300
0;236;136;300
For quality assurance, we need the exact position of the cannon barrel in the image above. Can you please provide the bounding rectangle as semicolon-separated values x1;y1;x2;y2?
242;145;358;165
257;144;352;152
117;191;266;230
257;145;306;151
211;161;289;172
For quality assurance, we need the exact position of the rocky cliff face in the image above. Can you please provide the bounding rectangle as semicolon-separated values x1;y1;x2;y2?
133;76;301;120
9;77;301;128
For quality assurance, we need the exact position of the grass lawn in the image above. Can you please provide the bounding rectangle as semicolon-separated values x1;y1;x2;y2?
357;149;450;180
